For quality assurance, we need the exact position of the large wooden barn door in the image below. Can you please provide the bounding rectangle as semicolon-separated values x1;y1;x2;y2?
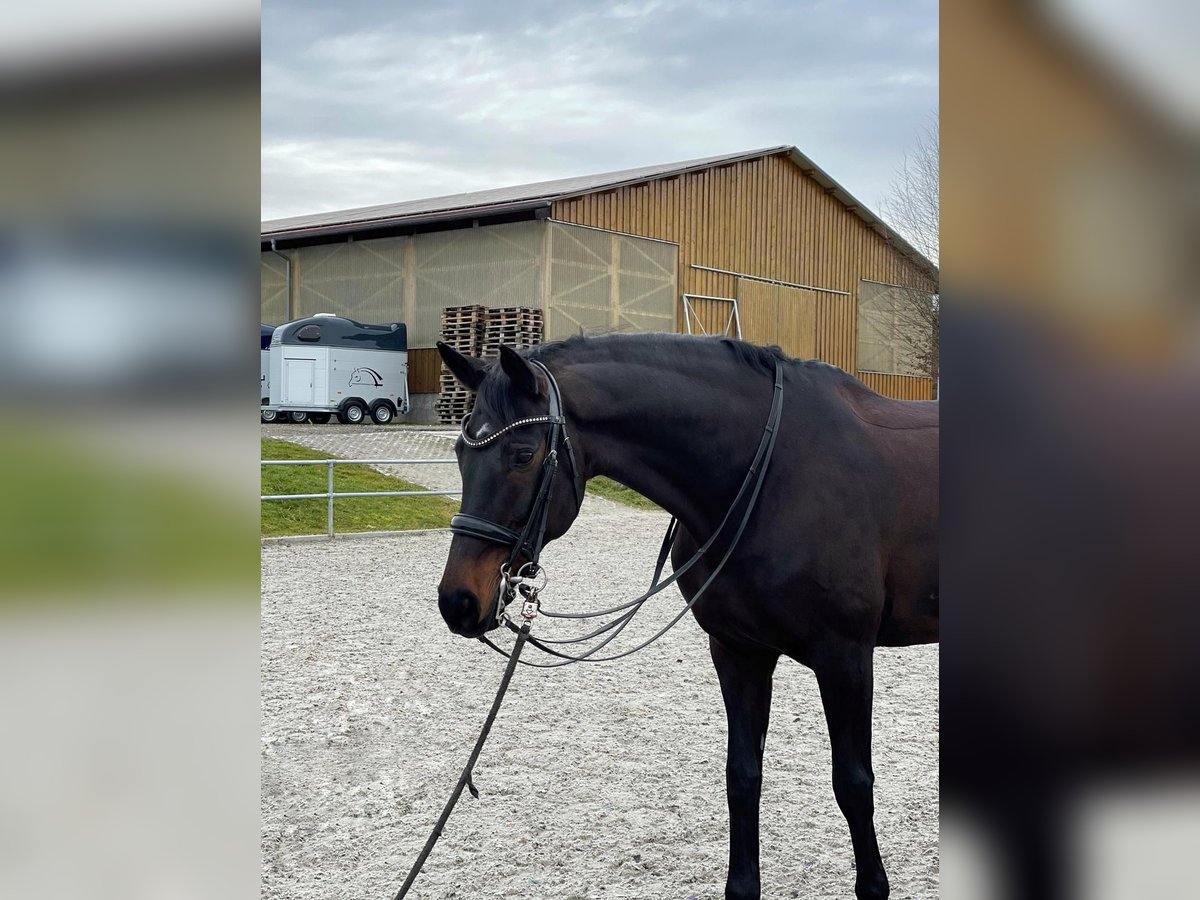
737;279;817;359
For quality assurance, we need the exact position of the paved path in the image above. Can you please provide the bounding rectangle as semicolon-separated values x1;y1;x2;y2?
263;423;463;493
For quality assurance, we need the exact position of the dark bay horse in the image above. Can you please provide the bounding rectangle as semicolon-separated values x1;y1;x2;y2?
436;333;939;900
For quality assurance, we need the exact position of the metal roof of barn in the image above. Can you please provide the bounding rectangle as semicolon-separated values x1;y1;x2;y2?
262;146;936;278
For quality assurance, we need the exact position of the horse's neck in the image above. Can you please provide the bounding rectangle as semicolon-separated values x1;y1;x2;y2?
562;353;774;533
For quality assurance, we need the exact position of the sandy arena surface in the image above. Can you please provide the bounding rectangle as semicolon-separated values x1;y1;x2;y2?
262;504;939;899
262;423;938;898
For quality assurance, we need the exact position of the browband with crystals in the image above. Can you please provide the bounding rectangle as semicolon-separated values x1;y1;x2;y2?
459;413;564;448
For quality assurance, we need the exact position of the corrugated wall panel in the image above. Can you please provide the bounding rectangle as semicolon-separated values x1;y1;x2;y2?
857;280;935;377
260;253;288;325
545;222;676;340
290;235;407;324
285;221;548;349
412;220;545;345
858;372;936;401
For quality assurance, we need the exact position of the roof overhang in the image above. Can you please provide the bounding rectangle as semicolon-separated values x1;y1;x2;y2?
260;201;552;249
260;145;937;282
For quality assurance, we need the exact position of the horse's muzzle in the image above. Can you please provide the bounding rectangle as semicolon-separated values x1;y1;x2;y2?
437;586;494;637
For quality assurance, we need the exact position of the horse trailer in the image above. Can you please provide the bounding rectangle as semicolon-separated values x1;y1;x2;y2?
263;315;409;425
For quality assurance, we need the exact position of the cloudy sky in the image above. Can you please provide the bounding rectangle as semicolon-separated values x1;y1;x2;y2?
262;0;937;225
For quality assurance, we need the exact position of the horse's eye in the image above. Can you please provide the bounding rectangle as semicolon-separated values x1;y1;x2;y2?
514;449;535;466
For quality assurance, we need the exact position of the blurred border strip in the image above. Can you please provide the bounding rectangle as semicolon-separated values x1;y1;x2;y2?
943;2;1199;899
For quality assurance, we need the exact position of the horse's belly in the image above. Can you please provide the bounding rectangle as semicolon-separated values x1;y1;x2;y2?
877;584;939;646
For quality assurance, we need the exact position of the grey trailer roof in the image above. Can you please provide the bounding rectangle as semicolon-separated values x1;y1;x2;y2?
277;316;407;352
262;146;936;278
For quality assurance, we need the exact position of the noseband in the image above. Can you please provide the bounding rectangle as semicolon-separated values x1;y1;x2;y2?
449;359;583;622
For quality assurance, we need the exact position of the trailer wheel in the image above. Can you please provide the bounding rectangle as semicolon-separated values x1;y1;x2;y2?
261;409;279;423
309;412;331;424
338;401;367;425
369;401;394;425
287;411;309;424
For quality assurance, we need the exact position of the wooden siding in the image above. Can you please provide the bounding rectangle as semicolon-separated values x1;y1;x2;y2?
551;153;936;399
737;280;816;359
858;372;937;401
408;348;442;394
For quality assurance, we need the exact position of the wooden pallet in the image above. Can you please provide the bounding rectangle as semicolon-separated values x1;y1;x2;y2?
435;400;475;425
488;307;543;319
437;306;542;421
480;305;543;357
442;304;486;319
440;305;488;356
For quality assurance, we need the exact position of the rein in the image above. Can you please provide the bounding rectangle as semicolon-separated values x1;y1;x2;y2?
388;357;785;898
390;620;532;900
479;359;785;667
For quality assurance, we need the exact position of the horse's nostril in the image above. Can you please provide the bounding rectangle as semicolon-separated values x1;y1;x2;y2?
437;587;482;635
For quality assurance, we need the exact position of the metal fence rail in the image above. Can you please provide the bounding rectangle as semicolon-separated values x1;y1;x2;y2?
261;458;460;539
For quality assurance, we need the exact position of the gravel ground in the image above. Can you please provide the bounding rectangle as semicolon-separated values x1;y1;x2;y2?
261;500;939;899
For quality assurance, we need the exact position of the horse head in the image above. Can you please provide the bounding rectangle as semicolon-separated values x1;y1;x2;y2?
435;342;584;637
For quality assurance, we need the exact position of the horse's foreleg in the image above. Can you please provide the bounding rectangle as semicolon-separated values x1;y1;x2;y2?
813;639;889;900
710;635;778;900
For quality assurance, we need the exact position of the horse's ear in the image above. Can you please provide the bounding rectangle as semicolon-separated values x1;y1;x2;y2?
499;345;539;397
437;341;487;390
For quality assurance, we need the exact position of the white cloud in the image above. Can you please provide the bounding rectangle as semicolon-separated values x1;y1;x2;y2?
261;0;938;221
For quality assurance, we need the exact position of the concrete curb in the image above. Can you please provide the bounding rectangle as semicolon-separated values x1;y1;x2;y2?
261;528;451;546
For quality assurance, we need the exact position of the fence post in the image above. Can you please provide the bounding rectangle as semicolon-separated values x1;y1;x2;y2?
327;461;335;539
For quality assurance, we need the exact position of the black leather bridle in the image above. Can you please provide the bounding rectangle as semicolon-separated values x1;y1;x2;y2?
449;359;583;622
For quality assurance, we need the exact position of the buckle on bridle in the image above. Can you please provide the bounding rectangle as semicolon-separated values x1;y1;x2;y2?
497;562;547;625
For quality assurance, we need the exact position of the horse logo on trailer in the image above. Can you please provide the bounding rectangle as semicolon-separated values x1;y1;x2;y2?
349;367;383;388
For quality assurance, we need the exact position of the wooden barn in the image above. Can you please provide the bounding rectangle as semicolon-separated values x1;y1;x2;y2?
261;146;938;421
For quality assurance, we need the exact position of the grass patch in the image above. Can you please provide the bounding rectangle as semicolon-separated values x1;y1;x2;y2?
586;476;659;511
261;439;458;537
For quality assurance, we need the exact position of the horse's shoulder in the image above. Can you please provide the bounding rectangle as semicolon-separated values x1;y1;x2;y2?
829;376;939;431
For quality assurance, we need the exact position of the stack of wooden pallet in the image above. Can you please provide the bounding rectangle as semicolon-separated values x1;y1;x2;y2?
435;305;486;425
436;306;545;424
481;307;544;358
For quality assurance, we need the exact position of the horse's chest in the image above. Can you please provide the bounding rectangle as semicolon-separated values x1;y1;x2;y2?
680;556;828;650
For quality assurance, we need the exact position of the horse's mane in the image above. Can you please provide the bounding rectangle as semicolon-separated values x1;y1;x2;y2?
475;332;843;421
528;331;792;376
